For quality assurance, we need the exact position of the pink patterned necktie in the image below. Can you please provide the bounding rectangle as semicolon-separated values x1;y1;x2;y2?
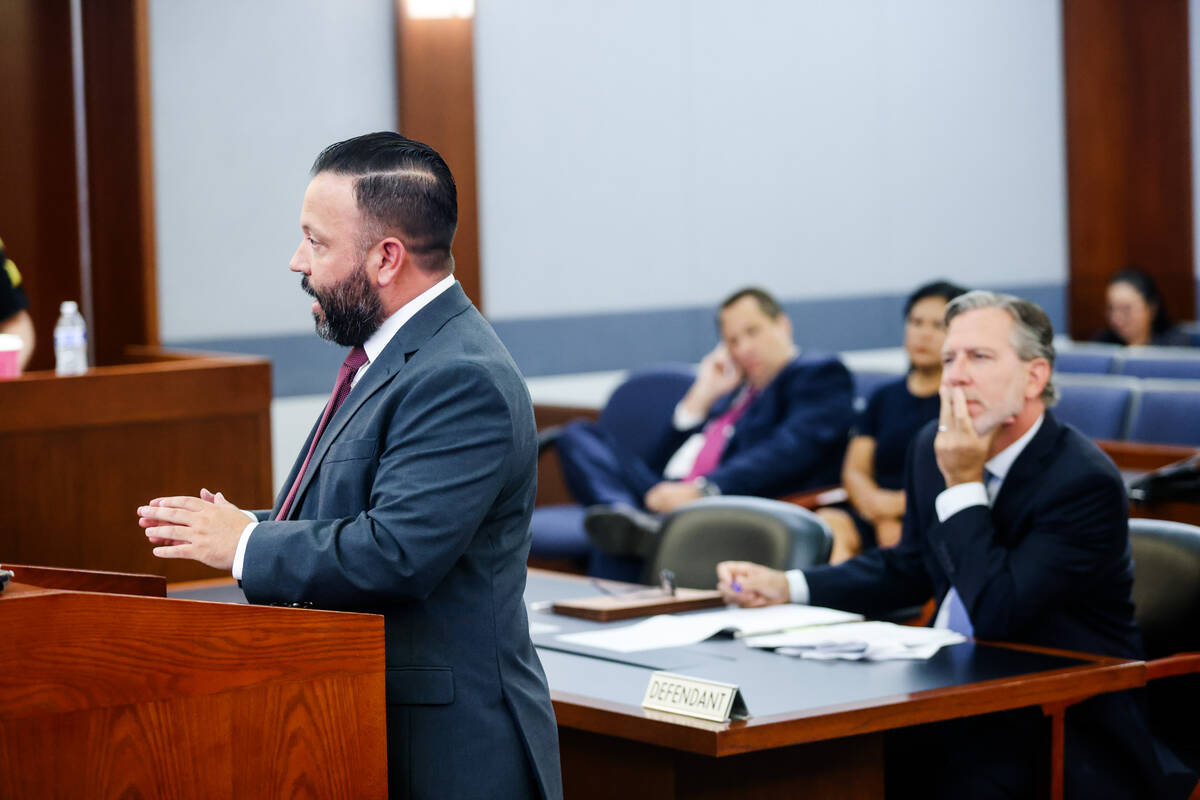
685;387;759;481
276;346;369;521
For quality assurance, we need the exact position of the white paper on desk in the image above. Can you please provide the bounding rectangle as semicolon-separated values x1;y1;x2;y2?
529;621;560;636
555;604;862;653
743;621;965;661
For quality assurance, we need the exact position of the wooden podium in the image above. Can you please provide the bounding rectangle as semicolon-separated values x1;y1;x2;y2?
0;350;274;582
0;564;386;799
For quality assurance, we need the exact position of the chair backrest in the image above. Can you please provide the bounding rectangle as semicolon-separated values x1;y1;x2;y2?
1129;518;1200;658
1055;351;1118;375
597;364;696;471
646;496;833;590
1118;354;1200;381
1126;379;1200;446
1052;375;1138;440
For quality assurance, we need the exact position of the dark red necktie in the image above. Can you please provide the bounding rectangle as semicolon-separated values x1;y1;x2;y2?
276;346;369;521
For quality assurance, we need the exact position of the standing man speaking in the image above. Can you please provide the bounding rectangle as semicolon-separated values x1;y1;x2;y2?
138;132;563;800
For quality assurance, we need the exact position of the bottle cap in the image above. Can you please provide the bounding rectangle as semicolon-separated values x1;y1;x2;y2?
60;300;78;314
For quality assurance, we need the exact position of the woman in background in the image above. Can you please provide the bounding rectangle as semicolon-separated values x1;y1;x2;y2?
1094;267;1192;347
819;280;966;564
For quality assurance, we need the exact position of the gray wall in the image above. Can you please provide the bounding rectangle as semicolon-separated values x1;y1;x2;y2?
149;0;397;342
150;1;1083;389
474;0;1068;321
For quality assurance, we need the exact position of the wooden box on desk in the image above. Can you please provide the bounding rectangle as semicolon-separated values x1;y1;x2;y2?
0;349;273;582
0;564;386;799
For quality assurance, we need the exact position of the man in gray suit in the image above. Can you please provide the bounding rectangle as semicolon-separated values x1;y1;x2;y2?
138;132;562;799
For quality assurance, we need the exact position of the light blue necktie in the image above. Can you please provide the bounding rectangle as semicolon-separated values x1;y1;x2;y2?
941;469;1000;638
943;587;974;637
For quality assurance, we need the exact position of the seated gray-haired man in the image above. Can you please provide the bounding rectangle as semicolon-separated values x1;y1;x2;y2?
719;290;1191;799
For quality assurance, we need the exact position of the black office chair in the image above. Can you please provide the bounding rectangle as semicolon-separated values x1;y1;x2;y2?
644;496;833;590
1129;518;1200;780
1130;518;1200;657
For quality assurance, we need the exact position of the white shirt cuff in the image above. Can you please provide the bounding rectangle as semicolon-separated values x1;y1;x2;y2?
785;569;810;605
672;402;705;431
232;516;257;581
935;482;988;522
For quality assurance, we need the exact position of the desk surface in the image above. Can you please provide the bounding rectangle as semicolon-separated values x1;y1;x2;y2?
168;570;1145;759
526;571;1144;757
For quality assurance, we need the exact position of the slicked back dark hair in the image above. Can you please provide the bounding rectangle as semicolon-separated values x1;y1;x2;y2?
312;131;457;273
903;280;968;318
719;287;784;323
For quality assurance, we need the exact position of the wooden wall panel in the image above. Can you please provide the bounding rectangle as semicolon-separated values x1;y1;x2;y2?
0;356;273;583
81;0;160;364
0;0;83;372
0;0;157;371
396;7;482;310
1063;0;1195;338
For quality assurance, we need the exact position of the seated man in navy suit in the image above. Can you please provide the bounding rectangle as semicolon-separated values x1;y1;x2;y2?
558;287;854;557
718;291;1188;798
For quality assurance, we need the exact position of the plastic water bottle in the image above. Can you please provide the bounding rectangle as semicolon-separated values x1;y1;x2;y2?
54;300;88;376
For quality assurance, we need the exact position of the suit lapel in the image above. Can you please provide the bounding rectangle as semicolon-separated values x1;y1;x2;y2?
988;411;1062;543
284;283;474;519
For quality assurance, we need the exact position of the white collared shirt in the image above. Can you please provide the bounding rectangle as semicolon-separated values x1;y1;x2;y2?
353;273;456;388
786;413;1047;605
232;274;457;579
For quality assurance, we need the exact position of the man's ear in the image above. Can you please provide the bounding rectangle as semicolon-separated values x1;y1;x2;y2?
375;238;406;287
1026;357;1051;399
778;314;794;340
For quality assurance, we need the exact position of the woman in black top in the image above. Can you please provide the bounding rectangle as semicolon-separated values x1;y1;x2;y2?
819;280;966;563
1093;267;1192;347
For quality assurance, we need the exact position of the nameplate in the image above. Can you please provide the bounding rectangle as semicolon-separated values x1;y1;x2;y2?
641;671;748;723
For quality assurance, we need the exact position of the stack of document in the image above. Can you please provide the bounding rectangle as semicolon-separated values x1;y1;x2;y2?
743;621;965;661
556;604;862;653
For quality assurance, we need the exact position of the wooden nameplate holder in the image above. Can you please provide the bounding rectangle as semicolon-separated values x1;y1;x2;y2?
552;588;725;622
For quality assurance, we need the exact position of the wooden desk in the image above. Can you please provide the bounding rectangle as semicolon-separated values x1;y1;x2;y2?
527;571;1144;800
0;564;386;799
162;570;1149;800
0;351;272;581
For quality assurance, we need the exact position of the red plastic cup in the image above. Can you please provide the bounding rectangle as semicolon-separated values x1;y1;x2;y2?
0;333;23;379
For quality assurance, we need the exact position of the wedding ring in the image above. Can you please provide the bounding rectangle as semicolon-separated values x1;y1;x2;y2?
937;425;948;432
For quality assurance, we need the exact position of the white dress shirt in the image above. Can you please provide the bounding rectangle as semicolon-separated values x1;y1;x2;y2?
662;387;755;480
232;274;457;579
786;414;1045;607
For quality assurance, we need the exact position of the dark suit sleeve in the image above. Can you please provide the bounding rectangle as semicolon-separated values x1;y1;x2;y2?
927;459;1129;641
803;432;934;616
706;359;854;496
241;360;519;607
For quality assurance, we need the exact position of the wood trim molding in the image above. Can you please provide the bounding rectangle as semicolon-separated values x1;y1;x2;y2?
395;3;482;311
81;0;159;364
0;0;84;372
1062;0;1195;339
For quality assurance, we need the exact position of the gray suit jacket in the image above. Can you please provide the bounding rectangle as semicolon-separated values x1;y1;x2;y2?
242;283;562;799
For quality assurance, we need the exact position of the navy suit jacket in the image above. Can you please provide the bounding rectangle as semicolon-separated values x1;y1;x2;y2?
805;411;1166;796
664;352;854;497
241;284;562;800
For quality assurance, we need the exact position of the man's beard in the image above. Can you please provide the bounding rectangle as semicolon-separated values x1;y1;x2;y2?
302;262;384;347
969;378;1027;436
